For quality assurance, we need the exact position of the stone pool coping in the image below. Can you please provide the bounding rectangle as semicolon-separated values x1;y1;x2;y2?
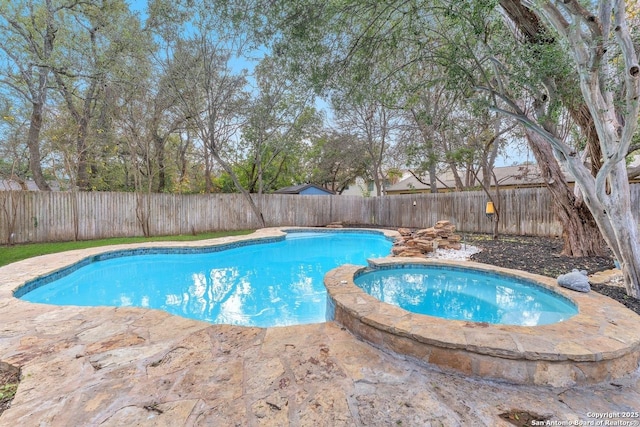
325;258;640;387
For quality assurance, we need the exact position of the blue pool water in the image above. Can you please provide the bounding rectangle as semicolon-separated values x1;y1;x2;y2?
20;231;392;327
354;266;578;326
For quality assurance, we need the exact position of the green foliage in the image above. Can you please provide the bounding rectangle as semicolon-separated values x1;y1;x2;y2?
2;0;620;198
0;230;254;267
212;171;240;193
304;130;370;193
0;382;18;400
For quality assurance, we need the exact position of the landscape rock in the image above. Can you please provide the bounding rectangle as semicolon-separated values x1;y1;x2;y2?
434;220;454;230
391;246;406;255
326;222;344;228
392;221;464;258
557;269;591;293
397;228;412;236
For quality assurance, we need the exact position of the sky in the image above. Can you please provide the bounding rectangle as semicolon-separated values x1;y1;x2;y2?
127;0;147;19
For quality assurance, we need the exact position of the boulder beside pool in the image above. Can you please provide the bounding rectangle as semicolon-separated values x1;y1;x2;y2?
557;269;591;292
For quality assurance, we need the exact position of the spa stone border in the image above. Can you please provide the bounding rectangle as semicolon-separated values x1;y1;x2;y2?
324;257;640;387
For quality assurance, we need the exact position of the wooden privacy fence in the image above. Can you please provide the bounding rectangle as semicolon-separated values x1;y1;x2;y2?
1;185;639;244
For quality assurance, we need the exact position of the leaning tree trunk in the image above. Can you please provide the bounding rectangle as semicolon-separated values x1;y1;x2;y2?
27;100;52;191
209;148;266;228
505;0;640;297
525;130;607;256
499;0;609;257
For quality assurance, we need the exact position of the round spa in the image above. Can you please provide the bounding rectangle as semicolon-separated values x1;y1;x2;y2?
324;258;640;386
353;264;578;326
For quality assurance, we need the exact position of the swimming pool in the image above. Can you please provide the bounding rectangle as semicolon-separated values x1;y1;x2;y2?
19;231;393;327
354;265;578;326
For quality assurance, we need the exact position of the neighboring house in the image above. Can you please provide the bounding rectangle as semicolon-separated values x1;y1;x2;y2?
342;171;413;197
341;177;379;197
274;184;335;195
0;179;61;191
386;163;640;195
386;165;562;195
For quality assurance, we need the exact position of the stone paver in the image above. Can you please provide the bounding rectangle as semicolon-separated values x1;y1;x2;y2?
1;229;639;425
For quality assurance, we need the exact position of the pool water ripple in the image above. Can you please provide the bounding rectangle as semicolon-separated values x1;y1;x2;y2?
19;231;393;327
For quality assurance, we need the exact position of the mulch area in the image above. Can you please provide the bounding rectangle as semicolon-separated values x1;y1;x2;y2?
466;234;614;276
465;234;640;316
0;367;19;417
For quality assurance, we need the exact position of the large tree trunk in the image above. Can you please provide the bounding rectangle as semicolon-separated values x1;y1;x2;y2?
500;0;640;297
525;130;606;256
153;133;167;193
27;99;52;191
607;190;640;299
577;159;640;298
499;0;609;257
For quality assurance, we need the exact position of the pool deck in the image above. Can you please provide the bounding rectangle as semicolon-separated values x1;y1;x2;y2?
1;228;640;425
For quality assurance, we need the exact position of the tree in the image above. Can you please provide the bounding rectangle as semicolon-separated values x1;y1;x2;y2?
149;0;274;225
164;37;270;225
239;56;321;194
401;75;459;193
0;0;62;190
112;58;189;194
493;0;640;297
305;130;369;193
51;0;147;191
490;0;607;256
333;96;400;196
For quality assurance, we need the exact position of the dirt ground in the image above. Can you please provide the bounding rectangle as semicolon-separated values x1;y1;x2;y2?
0;368;19;416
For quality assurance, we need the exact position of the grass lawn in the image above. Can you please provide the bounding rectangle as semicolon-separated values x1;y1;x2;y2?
0;230;254;267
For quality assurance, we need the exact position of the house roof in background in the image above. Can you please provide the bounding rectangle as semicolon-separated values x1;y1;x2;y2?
386;165;572;193
274;183;334;195
0;179;61;191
